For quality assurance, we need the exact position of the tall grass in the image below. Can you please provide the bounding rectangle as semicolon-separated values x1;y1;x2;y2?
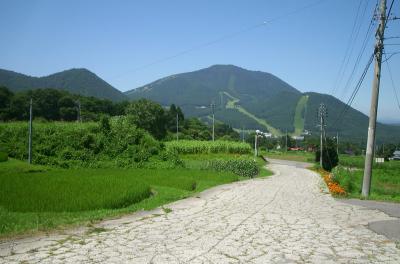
165;140;251;154
332;162;400;202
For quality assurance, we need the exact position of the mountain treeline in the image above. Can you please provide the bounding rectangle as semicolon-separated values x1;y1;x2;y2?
0;86;127;121
0;86;239;141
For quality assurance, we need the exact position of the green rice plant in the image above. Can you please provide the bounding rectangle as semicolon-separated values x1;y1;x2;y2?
0;159;239;236
165;140;251;155
0;168;152;212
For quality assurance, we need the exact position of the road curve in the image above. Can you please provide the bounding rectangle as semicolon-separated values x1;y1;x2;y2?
1;160;399;263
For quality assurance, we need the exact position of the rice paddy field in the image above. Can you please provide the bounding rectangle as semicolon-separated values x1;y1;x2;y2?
0;159;239;237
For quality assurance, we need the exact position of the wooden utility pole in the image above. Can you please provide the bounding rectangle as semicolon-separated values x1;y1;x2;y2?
176;113;179;141
318;103;326;167
254;133;258;158
362;0;386;197
211;102;215;141
336;132;339;155
28;98;33;164
285;129;288;152
76;99;81;122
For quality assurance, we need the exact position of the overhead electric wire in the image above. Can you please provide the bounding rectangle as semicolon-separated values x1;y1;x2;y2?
338;2;378;100
383;0;396;29
111;0;328;80
332;53;374;127
330;0;368;96
384;53;400;112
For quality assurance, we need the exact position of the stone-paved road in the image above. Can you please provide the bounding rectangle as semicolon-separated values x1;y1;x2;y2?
1;160;400;263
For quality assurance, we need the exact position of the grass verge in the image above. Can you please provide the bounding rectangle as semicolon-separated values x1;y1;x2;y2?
263;151;314;163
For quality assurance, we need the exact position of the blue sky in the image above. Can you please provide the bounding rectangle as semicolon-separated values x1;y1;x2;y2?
1;0;399;122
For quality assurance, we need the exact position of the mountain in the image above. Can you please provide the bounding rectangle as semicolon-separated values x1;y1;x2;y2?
125;64;400;143
0;68;127;101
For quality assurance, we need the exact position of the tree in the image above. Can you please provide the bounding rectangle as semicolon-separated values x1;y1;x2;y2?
125;99;167;140
215;123;239;140
0;86;13;120
315;137;338;171
166;104;185;132
58;96;77;121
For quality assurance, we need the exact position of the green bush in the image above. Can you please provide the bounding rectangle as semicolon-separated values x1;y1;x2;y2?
0;152;7;162
315;146;338;171
206;158;259;178
0;118;163;168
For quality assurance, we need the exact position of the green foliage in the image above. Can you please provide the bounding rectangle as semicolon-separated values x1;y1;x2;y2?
0;87;129;122
332;161;400;202
165;140;252;155
0;169;152;212
0;152;7;162
0;159;238;237
315;137;338;171
0;119;162;168
126;99;167;140
206;158;259;177
315;146;338;171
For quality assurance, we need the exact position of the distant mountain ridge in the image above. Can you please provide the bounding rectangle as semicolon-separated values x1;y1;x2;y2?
0;68;127;101
125;64;400;143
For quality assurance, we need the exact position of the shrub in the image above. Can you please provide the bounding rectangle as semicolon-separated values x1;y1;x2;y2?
0;151;8;162
0;119;162;168
315;146;338;171
206;158;259;177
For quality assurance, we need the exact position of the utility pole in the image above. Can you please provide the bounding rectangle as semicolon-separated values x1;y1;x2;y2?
176;113;179;141
242;125;245;143
254;133;258;158
76;99;81;123
28;98;33;164
362;0;386;198
211;102;215;141
336;132;339;155
318;103;327;167
285;129;288;152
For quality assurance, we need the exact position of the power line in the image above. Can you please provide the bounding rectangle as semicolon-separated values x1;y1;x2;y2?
384;53;400;111
332;53;375;128
338;2;378;100
330;0;369;96
111;0;328;80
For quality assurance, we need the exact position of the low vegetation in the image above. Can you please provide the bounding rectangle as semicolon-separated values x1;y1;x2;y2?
0;118;162;168
166;140;251;155
331;155;400;202
0;159;239;237
263;150;314;163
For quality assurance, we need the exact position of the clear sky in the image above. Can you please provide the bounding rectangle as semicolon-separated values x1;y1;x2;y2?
1;0;399;122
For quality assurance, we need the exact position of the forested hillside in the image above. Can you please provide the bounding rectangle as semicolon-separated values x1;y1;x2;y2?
0;68;127;101
125;65;400;143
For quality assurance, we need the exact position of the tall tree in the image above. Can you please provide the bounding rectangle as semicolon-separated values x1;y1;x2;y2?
125;99;167;140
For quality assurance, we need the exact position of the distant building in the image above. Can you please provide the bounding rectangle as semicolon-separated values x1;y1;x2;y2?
393;150;400;160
